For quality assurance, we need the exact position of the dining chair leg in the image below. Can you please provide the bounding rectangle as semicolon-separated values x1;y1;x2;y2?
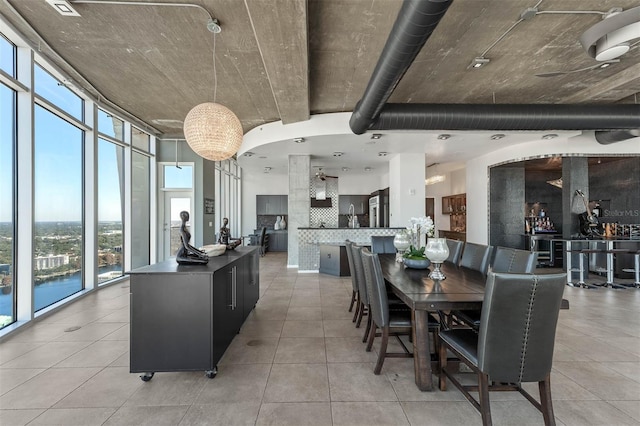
374;326;389;375
366;324;376;352
362;313;372;343
355;303;366;328
538;375;556;426
348;290;356;312
478;372;493;426
352;293;360;322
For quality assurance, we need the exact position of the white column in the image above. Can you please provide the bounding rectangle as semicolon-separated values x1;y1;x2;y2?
388;154;426;227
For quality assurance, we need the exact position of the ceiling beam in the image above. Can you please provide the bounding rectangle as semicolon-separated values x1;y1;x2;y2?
561;63;640;103
244;0;309;125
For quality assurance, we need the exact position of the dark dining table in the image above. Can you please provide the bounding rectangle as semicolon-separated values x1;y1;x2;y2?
377;254;486;391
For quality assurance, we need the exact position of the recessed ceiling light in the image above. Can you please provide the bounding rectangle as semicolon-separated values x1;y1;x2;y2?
46;0;81;16
437;134;451;140
293;137;305;143
342;167;349;172
371;134;382;139
263;167;272;173
243;151;255;157
541;134;558;140
259;156;267;159
378;152;388;157
364;167;372;172
150;118;183;128
490;134;506;140
468;57;490;69
333;152;343;157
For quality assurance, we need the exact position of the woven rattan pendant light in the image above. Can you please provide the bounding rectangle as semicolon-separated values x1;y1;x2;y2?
184;19;243;161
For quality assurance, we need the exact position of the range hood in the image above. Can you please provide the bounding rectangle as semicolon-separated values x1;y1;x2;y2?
311;197;332;208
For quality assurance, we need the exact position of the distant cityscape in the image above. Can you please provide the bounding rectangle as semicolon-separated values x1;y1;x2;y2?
0;220;124;293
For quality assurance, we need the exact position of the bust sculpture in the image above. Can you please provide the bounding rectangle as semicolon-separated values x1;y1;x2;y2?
218;217;241;249
176;211;209;265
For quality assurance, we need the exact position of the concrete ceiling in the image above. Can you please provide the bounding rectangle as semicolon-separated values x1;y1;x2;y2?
2;0;639;177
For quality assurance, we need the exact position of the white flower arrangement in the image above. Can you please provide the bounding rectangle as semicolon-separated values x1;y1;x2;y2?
407;216;435;238
404;216;435;253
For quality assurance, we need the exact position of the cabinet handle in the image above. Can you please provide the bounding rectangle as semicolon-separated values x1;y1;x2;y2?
232;266;237;310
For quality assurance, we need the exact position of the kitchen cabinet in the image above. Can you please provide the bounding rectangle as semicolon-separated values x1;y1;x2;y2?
256;195;288;215
254;229;287;252
129;247;259;381
319;244;350;276
339;195;369;215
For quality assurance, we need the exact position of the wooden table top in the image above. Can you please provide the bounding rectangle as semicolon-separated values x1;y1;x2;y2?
377;254;485;311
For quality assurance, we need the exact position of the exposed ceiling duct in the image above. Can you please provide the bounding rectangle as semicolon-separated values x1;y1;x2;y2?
349;0;640;140
369;103;640;131
349;0;454;135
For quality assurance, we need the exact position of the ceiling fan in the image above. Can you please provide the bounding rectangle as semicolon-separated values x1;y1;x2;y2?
315;168;338;181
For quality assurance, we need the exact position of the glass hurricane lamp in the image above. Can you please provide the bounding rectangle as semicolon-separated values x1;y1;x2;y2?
393;232;411;262
425;238;449;280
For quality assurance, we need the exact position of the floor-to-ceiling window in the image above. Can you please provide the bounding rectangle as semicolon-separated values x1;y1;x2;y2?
0;34;16;328
0;23;156;333
97;109;125;284
131;128;151;269
33;104;84;311
97;138;125;283
215;159;242;239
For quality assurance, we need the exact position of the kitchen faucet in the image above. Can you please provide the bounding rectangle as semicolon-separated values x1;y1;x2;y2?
348;204;356;228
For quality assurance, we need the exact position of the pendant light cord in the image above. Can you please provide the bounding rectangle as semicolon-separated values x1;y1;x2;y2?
213;32;217;102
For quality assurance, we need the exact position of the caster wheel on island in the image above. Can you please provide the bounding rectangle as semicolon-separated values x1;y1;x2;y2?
140;372;154;382
205;367;218;379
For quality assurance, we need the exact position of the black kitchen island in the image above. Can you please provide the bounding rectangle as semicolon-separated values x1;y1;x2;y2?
128;246;260;381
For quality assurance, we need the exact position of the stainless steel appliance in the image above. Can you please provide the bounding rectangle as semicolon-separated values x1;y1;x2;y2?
369;195;380;228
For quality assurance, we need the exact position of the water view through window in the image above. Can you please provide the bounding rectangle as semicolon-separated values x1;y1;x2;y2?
98;138;124;283
0;83;15;328
33;105;84;311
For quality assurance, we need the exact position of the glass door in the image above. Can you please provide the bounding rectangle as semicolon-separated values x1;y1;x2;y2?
164;194;192;259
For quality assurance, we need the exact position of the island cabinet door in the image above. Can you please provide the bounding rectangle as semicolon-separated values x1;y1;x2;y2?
242;250;260;320
212;261;244;364
130;273;212;373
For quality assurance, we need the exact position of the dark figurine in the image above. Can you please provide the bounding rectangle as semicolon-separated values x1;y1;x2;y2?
176;211;209;264
218;217;241;250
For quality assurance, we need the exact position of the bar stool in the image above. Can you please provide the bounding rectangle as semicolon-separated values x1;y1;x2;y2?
573;248;599;289
602;248;629;289
622;249;640;288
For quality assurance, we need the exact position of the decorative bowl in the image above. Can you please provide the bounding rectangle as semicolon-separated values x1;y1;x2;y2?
403;257;431;269
200;244;227;257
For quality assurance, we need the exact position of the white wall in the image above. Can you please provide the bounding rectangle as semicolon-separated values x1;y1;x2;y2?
389;154;426;227
338;173;388;194
465;133;640;244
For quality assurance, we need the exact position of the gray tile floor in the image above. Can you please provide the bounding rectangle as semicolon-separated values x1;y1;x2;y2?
1;252;639;425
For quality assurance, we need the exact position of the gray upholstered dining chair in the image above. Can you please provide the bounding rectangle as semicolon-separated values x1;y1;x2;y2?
439;272;566;426
491;246;537;273
348;244;372;339
371;235;396;254
360;247;415;374
344;240;359;316
454;246;538;330
445;239;464;266
459;242;493;275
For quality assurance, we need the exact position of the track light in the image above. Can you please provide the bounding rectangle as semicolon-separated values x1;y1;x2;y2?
469;57;490;69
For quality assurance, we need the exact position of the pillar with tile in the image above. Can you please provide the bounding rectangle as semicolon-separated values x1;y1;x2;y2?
288;155;311;268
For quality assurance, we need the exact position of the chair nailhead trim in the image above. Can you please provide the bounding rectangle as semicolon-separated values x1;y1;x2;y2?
519;275;539;383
